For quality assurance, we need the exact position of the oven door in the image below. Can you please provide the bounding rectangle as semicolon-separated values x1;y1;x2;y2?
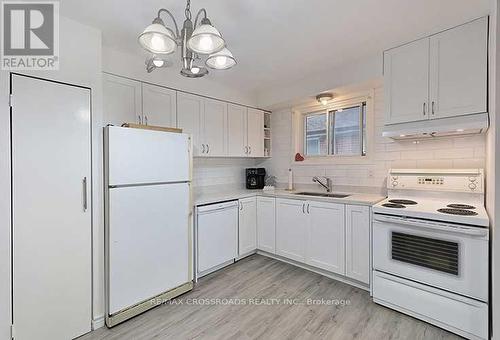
373;214;489;302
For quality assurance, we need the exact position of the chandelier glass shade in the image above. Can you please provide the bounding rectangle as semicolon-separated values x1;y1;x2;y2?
138;0;235;77
206;48;236;70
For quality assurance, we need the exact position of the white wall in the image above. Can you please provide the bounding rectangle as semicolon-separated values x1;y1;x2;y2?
0;16;103;339
259;86;487;193
488;0;500;338
102;46;258;108
193;158;255;188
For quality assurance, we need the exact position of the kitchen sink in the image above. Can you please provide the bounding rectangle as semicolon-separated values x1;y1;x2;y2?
294;192;351;198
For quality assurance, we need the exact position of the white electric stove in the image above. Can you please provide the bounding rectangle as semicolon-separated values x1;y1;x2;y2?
372;169;489;340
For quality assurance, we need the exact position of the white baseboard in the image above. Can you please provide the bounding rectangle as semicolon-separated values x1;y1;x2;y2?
92;315;105;330
257;250;370;292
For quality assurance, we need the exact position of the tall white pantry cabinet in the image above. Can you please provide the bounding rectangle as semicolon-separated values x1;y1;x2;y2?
11;74;92;340
103;73;268;158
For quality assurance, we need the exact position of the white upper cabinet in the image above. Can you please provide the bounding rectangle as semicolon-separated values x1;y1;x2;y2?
247;108;265;157
227;104;247;157
142;83;177;128
256;196;276;254
429;17;488;119
307;202;345;275
104;74;269;158
276;198;308;262
103;74;142;126
384;17;488;125
238;197;257;256
384;38;430;125
203;98;227;157
345;205;370;284
177;92;203;156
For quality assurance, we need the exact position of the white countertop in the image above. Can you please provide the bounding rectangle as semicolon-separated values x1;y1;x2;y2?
194;187;385;206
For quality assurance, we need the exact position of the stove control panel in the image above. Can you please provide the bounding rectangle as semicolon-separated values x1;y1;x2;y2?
417;177;444;185
388;170;484;193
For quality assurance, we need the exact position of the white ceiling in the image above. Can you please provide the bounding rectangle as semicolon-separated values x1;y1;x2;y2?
60;0;490;94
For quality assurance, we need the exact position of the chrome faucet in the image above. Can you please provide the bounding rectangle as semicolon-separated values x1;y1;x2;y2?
313;176;332;193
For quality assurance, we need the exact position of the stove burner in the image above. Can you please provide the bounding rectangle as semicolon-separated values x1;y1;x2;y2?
388;199;417;205
437;208;478;216
382;203;406;209
447;204;476;210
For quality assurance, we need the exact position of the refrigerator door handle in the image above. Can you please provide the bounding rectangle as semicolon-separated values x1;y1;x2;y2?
82;177;88;212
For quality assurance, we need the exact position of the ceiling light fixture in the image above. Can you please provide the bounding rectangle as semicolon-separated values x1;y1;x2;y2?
138;0;235;78
316;93;334;106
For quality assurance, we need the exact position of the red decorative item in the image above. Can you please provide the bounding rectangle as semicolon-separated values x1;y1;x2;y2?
295;153;305;162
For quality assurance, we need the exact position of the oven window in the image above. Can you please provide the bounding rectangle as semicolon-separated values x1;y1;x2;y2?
391;232;459;275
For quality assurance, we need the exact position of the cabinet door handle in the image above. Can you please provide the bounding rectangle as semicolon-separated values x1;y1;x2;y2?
138;115;142;124
201;144;206;153
307;203;310;214
423;103;426;116
248;146;252;155
82;177;88;212
302;203;305;214
206;144;210;154
144;115;148;125
244;146;248;154
431;101;435;115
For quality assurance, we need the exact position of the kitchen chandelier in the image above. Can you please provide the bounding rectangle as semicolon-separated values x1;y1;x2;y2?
138;0;236;77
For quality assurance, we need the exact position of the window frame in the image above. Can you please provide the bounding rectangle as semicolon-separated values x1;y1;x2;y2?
302;101;367;158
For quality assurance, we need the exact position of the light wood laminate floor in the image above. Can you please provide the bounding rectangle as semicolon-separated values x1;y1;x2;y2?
81;255;461;340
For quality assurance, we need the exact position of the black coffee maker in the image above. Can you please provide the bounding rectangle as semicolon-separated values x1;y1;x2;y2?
246;168;266;189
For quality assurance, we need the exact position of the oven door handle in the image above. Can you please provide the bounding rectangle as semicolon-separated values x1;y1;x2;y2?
373;215;489;237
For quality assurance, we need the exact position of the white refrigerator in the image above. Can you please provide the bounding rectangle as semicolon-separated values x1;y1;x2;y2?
104;126;193;327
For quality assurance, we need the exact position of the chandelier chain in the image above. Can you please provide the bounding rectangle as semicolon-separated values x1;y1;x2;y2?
185;0;191;20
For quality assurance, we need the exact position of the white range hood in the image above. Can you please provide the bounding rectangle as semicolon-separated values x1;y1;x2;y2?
382;113;489;140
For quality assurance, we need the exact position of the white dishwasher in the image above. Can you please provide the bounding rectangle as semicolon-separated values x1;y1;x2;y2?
196;201;239;278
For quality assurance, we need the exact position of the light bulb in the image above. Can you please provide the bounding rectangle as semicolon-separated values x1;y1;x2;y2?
151;34;166;51
215;56;227;67
320;99;328;106
191;67;200;74
153;59;164;67
199;36;213;51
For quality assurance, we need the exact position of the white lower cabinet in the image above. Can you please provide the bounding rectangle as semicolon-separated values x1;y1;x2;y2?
276;198;308;262
256;196;276;254
275;198;371;285
345;205;370;284
307;201;345;275
239;197;257;255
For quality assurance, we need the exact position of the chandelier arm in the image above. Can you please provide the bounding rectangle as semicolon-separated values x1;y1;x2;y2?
193;8;207;29
157;8;180;38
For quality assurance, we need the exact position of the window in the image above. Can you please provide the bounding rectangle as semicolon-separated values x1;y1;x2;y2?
304;102;366;157
305;113;328;156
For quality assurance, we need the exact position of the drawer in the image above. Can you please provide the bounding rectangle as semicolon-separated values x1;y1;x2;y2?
373;271;488;340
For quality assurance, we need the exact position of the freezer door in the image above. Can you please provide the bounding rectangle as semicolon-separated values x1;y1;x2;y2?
105;126;190;186
108;183;190;314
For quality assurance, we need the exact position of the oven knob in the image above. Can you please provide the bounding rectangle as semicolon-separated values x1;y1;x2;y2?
469;183;477;190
